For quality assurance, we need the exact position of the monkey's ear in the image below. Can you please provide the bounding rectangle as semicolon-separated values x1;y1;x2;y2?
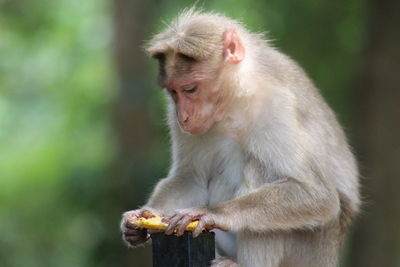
223;30;245;64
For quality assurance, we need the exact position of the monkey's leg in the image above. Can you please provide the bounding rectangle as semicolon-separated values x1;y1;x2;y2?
236;231;284;267
236;228;341;267
279;227;342;267
212;257;241;267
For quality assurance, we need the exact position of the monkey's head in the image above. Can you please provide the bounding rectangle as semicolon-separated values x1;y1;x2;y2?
146;10;245;135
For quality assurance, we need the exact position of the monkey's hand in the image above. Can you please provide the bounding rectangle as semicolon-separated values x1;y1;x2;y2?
120;209;161;247
164;207;229;238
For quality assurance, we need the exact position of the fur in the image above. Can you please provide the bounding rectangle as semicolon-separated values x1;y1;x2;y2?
122;8;360;267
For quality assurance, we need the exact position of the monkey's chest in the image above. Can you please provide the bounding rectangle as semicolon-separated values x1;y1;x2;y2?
206;141;246;207
204;141;246;259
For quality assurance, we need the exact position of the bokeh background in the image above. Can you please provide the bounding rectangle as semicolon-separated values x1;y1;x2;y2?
0;0;399;266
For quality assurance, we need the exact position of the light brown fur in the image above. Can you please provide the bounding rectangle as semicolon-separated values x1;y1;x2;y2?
121;8;360;267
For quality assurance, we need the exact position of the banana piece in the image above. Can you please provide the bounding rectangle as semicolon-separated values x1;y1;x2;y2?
133;216;199;232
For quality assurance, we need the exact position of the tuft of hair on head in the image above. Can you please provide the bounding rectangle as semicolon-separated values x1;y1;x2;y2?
144;7;277;100
144;7;246;61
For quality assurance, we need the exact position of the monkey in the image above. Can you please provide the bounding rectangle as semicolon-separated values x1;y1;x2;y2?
120;8;360;267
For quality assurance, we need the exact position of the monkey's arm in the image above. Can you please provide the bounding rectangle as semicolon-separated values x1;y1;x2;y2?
121;171;207;246
142;174;207;215
209;175;340;232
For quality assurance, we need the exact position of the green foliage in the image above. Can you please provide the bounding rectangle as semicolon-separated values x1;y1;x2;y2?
0;0;114;266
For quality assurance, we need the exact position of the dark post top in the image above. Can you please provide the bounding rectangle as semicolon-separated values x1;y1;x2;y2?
151;231;215;267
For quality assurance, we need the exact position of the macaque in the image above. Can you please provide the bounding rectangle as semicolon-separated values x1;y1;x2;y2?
120;8;360;267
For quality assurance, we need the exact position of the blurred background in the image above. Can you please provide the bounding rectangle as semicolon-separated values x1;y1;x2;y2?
0;0;399;266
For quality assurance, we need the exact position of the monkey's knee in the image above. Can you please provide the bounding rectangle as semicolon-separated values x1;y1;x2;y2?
211;257;241;267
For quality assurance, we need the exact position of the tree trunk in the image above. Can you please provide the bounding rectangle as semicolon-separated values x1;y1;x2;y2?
91;1;158;266
348;0;400;266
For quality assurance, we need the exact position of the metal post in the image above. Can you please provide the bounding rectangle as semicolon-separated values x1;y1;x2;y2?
151;231;215;267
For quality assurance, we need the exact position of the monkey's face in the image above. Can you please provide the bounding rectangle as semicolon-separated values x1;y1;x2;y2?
147;22;244;135
154;51;225;135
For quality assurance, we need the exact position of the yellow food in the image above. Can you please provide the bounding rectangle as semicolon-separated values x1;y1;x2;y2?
134;216;199;231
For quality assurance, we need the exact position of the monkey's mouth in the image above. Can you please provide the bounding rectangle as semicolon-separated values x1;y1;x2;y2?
179;124;202;135
179;121;210;135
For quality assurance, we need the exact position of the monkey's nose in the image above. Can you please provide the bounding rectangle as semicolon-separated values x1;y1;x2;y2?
181;113;189;123
177;110;189;124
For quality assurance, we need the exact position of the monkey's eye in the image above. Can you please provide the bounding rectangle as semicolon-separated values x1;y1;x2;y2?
177;53;196;62
182;84;197;94
153;53;166;62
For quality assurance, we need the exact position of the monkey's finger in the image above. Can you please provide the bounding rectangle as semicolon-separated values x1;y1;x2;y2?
163;213;178;224
162;214;173;223
214;225;230;232
124;228;141;235
125;234;148;244
165;214;184;235
165;214;182;234
148;229;163;234
125;220;139;229
141;210;155;218
164;210;186;222
124;228;147;238
193;217;207;238
176;215;193;236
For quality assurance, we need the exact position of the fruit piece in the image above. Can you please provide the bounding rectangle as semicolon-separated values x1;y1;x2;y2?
133;215;199;231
